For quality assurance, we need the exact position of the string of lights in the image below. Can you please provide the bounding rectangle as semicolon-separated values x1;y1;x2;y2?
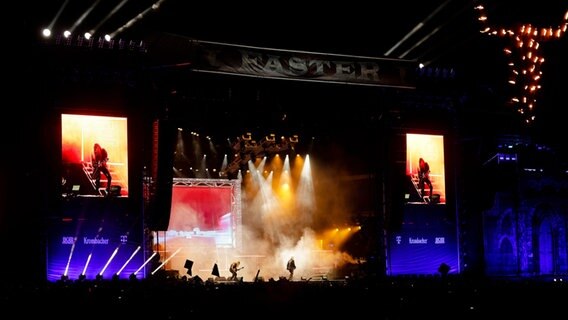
475;4;568;124
48;34;147;52
41;0;167;43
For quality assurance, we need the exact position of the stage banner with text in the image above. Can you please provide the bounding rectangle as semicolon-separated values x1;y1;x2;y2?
188;40;416;88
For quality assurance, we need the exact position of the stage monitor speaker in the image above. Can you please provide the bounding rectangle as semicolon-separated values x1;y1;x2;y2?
184;259;194;276
164;270;179;279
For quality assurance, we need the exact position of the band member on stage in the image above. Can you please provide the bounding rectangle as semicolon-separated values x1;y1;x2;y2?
287;256;296;280
229;261;241;281
92;143;112;194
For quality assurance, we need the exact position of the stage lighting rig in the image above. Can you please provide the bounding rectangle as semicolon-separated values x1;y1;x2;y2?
221;132;300;178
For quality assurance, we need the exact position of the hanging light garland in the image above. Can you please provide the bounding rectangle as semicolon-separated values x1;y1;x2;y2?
474;4;567;124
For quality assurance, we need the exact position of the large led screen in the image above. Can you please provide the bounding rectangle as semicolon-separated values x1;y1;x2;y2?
152;179;240;279
61;114;129;197
168;183;234;245
405;133;446;204
386;133;458;275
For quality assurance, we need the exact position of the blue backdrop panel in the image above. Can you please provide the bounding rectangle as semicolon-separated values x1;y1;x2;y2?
387;204;459;275
46;198;145;281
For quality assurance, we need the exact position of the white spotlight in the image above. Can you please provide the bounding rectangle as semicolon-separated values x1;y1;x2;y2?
63;30;71;38
42;28;51;37
104;34;111;42
84;32;91;40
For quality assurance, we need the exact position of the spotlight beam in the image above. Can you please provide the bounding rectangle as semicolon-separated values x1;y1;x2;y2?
411;2;475;61
399;26;441;59
48;0;70;30
151;247;182;275
99;247;120;276
384;0;452;56
134;252;157;275
63;236;78;277
81;253;93;276
90;0;130;34
116;246;141;276
69;0;102;34
110;0;167;38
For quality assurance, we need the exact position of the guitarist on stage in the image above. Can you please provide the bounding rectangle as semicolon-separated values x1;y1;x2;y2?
287;256;296;280
229;261;242;281
92;143;112;194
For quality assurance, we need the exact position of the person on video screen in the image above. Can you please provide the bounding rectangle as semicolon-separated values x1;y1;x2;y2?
418;157;433;201
92;143;112;194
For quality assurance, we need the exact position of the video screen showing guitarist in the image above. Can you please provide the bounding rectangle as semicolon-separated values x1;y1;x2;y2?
92;143;112;194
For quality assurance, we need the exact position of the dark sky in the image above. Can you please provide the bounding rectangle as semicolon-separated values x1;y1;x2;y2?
24;0;568;151
29;1;566;61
